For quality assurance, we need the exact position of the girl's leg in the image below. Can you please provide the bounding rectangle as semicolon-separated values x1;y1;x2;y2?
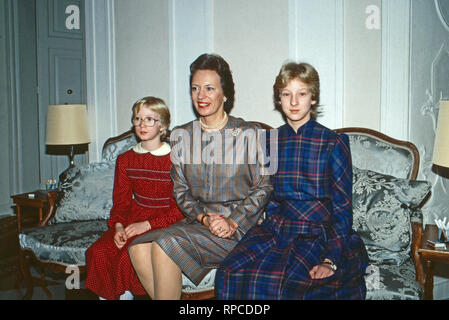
129;243;155;298
152;242;182;300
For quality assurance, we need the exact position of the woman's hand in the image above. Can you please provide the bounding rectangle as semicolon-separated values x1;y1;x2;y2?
309;264;335;279
125;221;151;238
207;213;238;238
114;223;127;249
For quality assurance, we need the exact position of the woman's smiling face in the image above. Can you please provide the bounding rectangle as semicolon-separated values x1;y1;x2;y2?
191;69;226;119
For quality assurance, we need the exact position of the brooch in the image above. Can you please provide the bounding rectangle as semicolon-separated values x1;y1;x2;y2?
231;128;241;137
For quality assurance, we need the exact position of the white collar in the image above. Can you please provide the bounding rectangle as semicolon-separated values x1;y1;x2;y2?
133;142;171;156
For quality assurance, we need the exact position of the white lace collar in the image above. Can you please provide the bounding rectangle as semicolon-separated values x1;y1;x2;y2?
133;142;171;156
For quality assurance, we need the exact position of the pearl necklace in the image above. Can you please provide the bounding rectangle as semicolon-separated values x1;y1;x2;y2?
199;112;228;130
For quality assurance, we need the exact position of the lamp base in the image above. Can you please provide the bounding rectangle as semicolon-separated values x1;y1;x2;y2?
58;146;80;189
58;164;81;189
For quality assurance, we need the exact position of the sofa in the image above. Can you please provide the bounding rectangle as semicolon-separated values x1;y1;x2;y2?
18;124;431;300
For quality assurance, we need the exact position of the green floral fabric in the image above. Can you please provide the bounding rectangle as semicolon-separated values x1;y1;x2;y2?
365;259;422;300
19;220;108;266
50;162;115;224
352;166;431;266
347;134;415;179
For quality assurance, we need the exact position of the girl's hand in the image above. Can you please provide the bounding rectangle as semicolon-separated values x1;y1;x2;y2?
125;221;151;238
309;264;335;279
114;223;127;249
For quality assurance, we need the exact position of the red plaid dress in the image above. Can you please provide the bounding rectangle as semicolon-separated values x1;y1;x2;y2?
85;144;184;300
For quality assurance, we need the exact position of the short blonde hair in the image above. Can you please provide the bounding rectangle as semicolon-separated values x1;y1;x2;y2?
132;96;171;140
273;62;320;119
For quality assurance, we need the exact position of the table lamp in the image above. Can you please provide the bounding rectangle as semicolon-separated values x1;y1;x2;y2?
432;99;449;242
46;104;90;185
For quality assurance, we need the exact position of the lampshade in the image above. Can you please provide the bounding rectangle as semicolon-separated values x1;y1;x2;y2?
46;104;90;145
433;100;449;168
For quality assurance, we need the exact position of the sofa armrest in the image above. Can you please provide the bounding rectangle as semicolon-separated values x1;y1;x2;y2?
411;221;425;287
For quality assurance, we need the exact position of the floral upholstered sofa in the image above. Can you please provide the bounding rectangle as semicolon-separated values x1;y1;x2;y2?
335;128;430;299
18;126;431;300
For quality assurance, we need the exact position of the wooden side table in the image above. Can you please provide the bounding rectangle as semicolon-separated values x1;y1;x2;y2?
10;191;51;233
11;190;58;299
418;224;449;300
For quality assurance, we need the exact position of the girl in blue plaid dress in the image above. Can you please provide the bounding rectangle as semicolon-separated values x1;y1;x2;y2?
215;62;369;300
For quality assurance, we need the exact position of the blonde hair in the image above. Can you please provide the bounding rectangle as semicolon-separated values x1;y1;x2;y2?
273;62;320;119
132;96;171;140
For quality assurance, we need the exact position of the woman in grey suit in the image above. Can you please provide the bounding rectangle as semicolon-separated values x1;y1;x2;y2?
128;53;273;299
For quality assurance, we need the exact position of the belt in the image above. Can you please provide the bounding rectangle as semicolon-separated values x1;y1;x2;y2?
268;214;328;239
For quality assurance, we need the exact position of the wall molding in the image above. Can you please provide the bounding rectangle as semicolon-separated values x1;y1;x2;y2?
84;0;117;162
0;0;19;215
380;0;411;141
435;0;449;33
288;0;298;60
168;0;213;127
288;0;344;129
6;0;20;195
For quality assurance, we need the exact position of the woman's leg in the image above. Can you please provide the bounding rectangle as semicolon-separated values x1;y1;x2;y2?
129;242;155;298
152;242;182;300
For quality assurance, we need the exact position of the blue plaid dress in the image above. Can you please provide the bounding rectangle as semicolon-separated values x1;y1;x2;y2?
215;119;369;299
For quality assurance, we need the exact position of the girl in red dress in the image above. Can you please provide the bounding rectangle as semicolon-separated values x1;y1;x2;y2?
85;97;184;300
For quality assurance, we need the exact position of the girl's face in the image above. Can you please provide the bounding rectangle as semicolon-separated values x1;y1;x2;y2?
133;107;164;142
191;69;226;119
280;79;316;131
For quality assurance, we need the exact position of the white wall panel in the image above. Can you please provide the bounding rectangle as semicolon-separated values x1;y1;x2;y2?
114;0;170;134
289;0;344;129
380;0;410;141
343;0;382;130
85;0;117;162
214;0;288;128
169;0;213;127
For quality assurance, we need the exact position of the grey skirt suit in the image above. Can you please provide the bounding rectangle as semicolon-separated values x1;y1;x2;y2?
130;116;273;285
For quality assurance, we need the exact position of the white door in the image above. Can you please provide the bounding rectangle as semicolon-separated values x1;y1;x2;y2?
36;0;87;186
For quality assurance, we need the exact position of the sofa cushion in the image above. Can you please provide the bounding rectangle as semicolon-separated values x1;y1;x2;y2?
19;219;215;293
365;258;422;300
347;133;414;179
50;162;115;224
19;220;108;266
352;167;431;266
